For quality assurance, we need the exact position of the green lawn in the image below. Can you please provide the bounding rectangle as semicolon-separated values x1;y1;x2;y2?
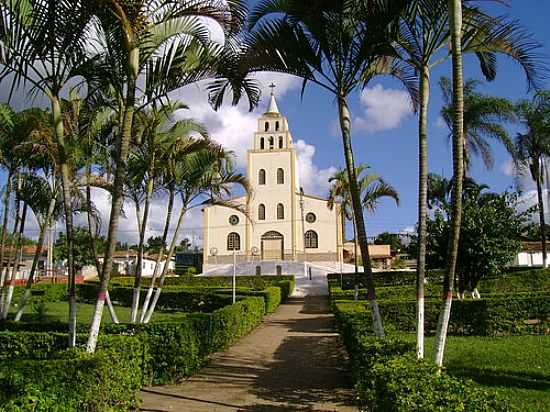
423;335;550;411
9;301;188;324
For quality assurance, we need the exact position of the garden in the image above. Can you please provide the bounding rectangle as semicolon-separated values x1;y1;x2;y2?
328;269;549;411
0;275;295;411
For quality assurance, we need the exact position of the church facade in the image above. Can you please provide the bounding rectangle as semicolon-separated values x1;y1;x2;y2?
202;92;344;266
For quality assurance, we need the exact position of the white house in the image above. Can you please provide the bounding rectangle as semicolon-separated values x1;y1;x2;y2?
513;241;548;267
100;251;175;276
202;90;344;268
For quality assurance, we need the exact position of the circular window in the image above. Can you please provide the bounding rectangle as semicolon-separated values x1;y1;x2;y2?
229;215;240;226
305;213;316;223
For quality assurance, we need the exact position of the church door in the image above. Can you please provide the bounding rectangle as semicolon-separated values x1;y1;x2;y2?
261;231;284;261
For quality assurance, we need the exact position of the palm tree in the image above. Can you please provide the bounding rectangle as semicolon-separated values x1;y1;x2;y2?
85;0;260;353
328;164;399;300
0;0;96;346
249;0;415;338
514;92;550;269
396;0;544;360
141;145;251;323
440;77;516;171
128;102;208;323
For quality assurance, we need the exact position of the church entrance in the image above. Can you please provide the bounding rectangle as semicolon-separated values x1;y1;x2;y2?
261;231;284;261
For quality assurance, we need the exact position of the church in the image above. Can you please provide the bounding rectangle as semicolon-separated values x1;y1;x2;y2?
202;90;344;267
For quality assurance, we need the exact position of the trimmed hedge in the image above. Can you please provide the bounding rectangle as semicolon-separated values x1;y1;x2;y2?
214;286;282;314
11;283;68;304
333;292;550;336
0;335;144;412
334;305;511;411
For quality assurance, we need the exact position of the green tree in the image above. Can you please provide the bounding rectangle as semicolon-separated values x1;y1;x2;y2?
250;0;413;338
54;227;108;271
514;91;550;268
145;236;166;255
374;232;403;253
440;77;516;171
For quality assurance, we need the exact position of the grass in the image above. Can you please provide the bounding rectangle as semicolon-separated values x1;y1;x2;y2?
9;301;188;324
422;335;550;411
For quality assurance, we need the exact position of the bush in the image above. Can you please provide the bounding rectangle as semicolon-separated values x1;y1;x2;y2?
334;305;512;411
0;335;144;412
11;284;68;305
214;286;282;314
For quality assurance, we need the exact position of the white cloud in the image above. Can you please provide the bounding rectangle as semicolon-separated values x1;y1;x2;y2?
354;84;413;134
295;139;338;197
501;159;516;177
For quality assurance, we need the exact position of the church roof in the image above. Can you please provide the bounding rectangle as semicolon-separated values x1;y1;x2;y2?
265;93;280;114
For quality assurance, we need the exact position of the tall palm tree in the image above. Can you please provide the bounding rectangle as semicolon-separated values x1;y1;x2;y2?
440;77;516;171
0;0;96;346
141;145;251;323
85;0;260;353
396;0;544;360
434;0;465;369
129;102;208;323
328;164;399;300
514;92;550;269
249;0;415;338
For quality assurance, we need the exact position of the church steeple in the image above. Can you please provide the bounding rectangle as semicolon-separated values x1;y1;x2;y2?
265;83;280;114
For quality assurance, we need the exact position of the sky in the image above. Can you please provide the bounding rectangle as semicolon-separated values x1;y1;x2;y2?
1;1;549;246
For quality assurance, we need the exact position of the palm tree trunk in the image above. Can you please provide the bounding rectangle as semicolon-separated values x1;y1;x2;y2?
0;170;13;293
140;186;174;323
337;96;384;338
85;172;118;324
143;203;186;324
536;170;547;267
416;65;431;360
352;213;359;301
87;46;139;353
2;201;27;320
435;0;465;368
131;162;155;323
14;195;56;321
52;96;78;348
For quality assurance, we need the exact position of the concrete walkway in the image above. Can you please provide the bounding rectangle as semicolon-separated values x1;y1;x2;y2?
140;297;358;412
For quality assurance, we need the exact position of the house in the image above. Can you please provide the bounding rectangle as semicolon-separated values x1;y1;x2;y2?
513;241;548;267
0;245;49;283
342;241;393;269
100;251;176;276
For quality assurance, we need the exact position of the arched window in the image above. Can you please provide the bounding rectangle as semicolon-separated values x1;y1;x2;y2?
259;169;266;185
277;168;284;184
260;137;265;150
258;204;266;220
278;136;284;149
269;136;274;149
227;232;240;251
305;230;318;249
277;203;284;220
275;121;280;131
264;122;269;132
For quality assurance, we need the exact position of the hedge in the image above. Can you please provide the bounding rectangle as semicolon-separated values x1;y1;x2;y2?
334;305;511;411
0;335;144;412
333;292;550;336
214;286;282;314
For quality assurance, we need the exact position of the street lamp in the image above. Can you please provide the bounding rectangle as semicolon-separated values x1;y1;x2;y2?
299;187;308;279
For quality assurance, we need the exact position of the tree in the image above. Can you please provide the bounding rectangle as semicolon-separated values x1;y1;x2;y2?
514;91;550;268
145;236;166;255
250;0;414;338
55;227;108;271
328;164;399;300
374;232;403;253
395;0;544;360
426;188;526;298
440;77;516;171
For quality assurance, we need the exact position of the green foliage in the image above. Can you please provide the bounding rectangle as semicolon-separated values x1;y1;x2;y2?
54;227;107;270
374;232;404;253
0;335;144;412
334;306;512;411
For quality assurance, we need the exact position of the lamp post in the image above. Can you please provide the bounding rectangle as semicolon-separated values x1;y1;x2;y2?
299;187;307;279
232;246;237;303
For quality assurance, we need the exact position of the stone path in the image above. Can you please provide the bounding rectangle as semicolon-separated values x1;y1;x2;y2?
140;296;358;412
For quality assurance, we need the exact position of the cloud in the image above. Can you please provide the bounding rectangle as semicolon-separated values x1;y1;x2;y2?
501;159;516;177
354;84;413;134
171;72;300;166
295;139;338;197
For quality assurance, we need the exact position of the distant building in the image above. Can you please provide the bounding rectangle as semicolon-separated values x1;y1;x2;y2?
99;251;175;276
342;242;393;270
0;245;48;282
513;241;548;267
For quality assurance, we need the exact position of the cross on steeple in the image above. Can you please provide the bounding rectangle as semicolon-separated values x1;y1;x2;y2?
269;82;276;95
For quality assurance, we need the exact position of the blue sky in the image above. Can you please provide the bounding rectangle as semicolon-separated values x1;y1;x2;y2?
0;1;549;244
249;1;550;237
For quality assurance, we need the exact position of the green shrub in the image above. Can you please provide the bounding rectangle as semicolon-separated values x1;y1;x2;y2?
11;284;68;305
214;287;282;314
0;335;144;412
334;306;512;411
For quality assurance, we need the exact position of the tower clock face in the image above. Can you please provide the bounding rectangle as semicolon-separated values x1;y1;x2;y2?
306;213;316;223
229;215;240;226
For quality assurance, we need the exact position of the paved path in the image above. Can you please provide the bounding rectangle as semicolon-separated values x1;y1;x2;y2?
140;297;358;412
